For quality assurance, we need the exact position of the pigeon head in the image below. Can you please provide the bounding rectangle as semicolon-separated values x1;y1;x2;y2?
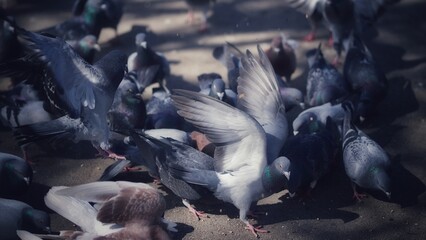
262;156;290;194
22;208;51;234
293;112;322;135
210;78;226;100
78;35;100;53
1;158;32;195
270;35;283;52
373;168;392;199
135;33;146;46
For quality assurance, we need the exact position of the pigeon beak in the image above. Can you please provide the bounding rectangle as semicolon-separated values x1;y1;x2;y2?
100;4;108;10
293;130;299;136
8;25;14;32
23;177;30;185
289;192;296;198
299;102;305;109
284;171;290;180
93;43;101;52
386;192;391;200
135;93;143;99
140;41;147;48
273;47;280;53
217;92;224;101
44;226;51;233
359;116;366;123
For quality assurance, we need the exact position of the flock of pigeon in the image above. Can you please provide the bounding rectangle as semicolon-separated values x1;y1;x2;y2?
0;0;407;239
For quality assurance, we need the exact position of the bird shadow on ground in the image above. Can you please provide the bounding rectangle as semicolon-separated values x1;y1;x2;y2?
360;77;419;128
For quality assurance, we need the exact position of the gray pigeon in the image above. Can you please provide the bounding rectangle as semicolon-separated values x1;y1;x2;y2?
44;181;175;239
343;35;387;121
169;45;290;237
293;102;346;135
198;73;237;106
306;44;349;107
0;152;32;198
342;102;391;200
0;22;128;159
127;33;170;90
0;198;50;240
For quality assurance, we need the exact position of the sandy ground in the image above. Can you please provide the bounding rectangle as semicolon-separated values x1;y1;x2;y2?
1;0;426;239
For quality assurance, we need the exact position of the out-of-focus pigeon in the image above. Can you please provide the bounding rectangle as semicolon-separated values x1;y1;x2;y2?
341;102;391;200
281;117;340;196
0;12;22;63
0;198;50;240
212;41;244;93
0;21;128;159
197;73;237;106
169;45;290;237
265;33;298;81
284;0;394;63
44;181;175;239
127;33;170;90
293;102;346;135
0;152;32;198
306;44;349;107
343;35;387;121
185;0;216;32
66;34;100;64
69;0;124;38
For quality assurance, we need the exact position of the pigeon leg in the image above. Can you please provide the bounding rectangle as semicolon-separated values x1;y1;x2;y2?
327;34;334;47
197;10;209;33
247;210;266;219
332;55;342;67
95;147;127;160
244;223;269;238
352;184;367;201
303;31;316;42
182;199;207;220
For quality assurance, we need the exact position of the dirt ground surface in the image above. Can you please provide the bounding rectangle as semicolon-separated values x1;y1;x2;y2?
1;0;426;239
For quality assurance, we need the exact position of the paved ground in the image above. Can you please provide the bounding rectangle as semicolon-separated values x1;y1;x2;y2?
1;0;426;239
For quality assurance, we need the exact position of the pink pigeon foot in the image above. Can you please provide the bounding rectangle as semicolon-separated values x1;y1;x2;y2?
182;199;208;220
186;10;195;25
245;223;269;238
328;35;334;47
353;191;368;201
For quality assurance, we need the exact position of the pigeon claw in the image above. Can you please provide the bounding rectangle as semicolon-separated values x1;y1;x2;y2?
245;224;269;238
353;191;368;201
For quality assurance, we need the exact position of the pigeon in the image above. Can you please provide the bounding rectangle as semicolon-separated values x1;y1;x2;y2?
292;102;346;135
212;41;244;93
281;117;340;196
343;35;387;121
66;34;100;64
127;33;170;90
168;46;290;237
0;152;32;198
341;102;391;200
306;44;349;107
0;198;50;240
184;0;216;32
265;33;298;81
44;181;175;239
73;0;124;36
0;21;128;159
107;71;147;134
197;73;237;106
